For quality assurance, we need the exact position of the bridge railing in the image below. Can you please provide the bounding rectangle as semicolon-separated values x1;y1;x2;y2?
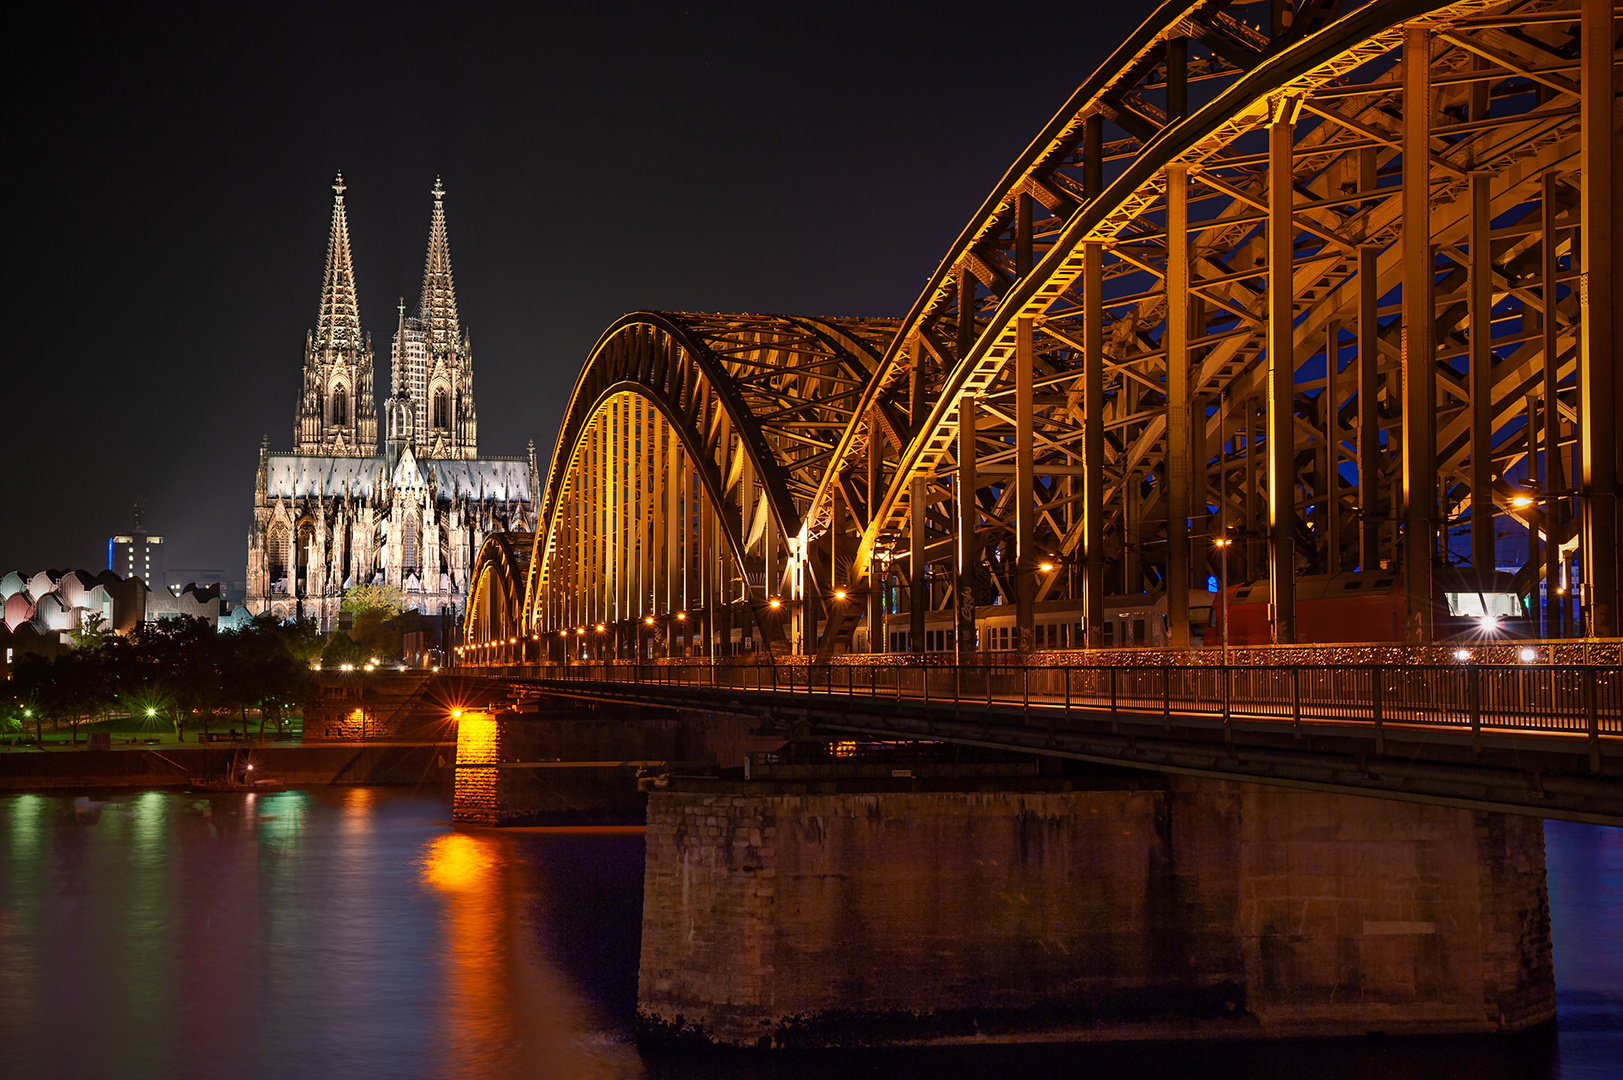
505;660;1622;749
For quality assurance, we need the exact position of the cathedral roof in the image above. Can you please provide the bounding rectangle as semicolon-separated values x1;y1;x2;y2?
264;453;530;502
429;459;530;500
265;455;380;499
316;173;363;351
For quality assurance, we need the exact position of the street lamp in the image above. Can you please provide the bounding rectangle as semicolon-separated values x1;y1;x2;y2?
1213;536;1233;665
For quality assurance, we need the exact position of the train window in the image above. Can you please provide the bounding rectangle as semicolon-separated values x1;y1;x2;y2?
946;629;955;650
1375;579;1394;587
1235;589;1253;599
1445;592;1522;618
1342;581;1362;590
1133;618;1146;643
1101;622;1114;645
999;627;1010;650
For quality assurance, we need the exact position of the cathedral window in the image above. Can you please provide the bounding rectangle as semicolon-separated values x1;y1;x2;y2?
267;523;290;586
331;387;348;427
433;390;448;429
403;510;421;573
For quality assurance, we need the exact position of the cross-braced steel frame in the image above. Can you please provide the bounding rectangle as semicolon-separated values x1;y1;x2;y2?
468;0;1620;666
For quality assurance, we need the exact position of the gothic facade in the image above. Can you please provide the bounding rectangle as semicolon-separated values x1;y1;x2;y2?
247;176;535;630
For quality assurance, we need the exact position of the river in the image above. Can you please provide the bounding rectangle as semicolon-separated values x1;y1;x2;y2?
0;788;1616;1079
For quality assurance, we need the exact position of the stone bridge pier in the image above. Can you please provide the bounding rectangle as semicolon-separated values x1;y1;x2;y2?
451;700;783;826
637;773;1554;1048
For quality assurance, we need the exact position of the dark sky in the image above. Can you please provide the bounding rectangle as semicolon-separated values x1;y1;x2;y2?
9;1;1147;581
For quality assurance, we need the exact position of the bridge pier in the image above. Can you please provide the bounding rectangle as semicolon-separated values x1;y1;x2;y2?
637;773;1553;1047
451;702;783;826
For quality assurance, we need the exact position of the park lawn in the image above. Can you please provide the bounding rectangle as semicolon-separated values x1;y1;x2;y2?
2;713;303;749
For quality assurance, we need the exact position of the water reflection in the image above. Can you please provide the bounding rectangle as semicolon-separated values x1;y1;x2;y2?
0;789;644;1080
420;830;642;1078
0;791;1615;1080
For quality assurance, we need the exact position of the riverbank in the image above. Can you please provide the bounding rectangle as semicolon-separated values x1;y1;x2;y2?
0;742;454;790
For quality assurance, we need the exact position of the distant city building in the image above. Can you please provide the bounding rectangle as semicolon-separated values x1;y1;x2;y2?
1;568;249;667
108;504;165;586
164;568;244;605
246;176;536;631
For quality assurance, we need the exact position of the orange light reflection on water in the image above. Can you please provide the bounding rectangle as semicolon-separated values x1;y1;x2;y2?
419;831;640;1079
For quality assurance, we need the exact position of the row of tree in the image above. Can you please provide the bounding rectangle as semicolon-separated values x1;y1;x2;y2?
3;584;419;744
4;613;323;743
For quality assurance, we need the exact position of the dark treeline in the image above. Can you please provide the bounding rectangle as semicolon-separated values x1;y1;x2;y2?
4;614;321;743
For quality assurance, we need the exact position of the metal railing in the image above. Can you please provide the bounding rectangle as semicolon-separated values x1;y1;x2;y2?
492;659;1622;751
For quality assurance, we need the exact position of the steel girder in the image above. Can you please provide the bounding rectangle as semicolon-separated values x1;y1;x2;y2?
465;531;533;654
467;0;1618;659
806;0;1618;656
519;312;895;656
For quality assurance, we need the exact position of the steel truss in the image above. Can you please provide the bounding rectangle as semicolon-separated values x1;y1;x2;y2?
513;312;896;660
469;0;1620;664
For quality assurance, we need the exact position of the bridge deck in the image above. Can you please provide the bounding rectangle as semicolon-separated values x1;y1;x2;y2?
475;659;1623;825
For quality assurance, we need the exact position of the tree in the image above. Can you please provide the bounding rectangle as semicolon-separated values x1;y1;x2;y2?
340;584;404;621
224;614;317;740
338;583;406;663
130;616;225;740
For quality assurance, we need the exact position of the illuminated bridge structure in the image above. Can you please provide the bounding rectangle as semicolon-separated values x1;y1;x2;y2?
462;0;1623;823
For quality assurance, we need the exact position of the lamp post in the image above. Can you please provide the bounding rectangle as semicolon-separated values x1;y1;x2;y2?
361;661;375;742
1213;537;1232;666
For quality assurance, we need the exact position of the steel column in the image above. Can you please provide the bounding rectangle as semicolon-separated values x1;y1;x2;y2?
867;408;884;653
1166;165;1191;648
1543;173;1566;637
1083;243;1105;647
957;396;979;661
1469;173;1494;573
1016;315;1035;651
1401;24;1436;641
910;473;927;652
1578;0;1618;637
1267;111;1297;644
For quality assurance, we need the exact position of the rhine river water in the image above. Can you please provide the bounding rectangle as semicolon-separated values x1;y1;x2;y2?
0;788;1617;1080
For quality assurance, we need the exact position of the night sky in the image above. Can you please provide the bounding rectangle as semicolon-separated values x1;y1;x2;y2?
10;1;1146;583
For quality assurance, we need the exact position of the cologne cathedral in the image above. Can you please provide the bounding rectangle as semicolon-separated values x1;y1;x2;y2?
246;175;535;629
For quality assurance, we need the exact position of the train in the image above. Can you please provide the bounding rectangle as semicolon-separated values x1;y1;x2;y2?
1207;568;1530;645
831;568;1527;653
852;591;1220;654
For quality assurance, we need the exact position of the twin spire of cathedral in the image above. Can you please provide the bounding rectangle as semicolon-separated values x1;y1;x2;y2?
316;173;362;352
418;177;459;349
297;173;477;460
314;173;461;357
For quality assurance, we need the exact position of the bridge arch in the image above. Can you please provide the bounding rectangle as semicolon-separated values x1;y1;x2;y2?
521;312;895;659
468;0;1617;663
804;0;1617;654
463;531;532;661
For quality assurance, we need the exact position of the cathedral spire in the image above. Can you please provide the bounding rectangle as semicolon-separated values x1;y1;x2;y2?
416;177;459;349
316;173;362;351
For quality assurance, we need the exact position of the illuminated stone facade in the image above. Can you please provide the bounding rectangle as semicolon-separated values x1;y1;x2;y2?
247;177;535;630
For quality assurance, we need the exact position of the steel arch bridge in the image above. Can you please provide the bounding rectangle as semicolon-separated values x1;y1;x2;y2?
465;0;1619;669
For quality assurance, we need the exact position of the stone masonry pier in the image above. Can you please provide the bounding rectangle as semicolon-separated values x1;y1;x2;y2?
637;775;1554;1048
451;703;783;826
